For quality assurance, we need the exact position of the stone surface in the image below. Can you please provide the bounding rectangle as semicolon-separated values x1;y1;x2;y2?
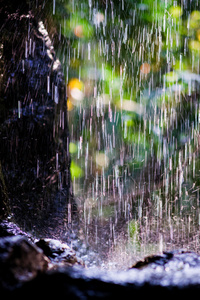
131;249;200;270
36;238;84;266
0;235;49;289
0;220;33;239
5;262;200;298
1;226;200;298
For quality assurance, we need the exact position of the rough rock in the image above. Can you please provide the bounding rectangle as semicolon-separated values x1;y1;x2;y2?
0;220;83;267
2;222;200;298
131;249;200;270
1;240;200;298
35;238;84;267
5;259;200;298
0;220;33;239
0;235;49;289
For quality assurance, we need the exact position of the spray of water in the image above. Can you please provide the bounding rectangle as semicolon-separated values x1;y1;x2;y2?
2;0;200;270
48;0;200;269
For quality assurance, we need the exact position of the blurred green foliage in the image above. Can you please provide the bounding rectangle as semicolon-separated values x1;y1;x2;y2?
47;0;200;199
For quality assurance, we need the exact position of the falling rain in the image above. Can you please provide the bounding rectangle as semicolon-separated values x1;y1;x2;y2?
1;0;200;270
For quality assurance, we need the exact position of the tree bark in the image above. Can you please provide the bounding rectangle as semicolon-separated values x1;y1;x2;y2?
0;0;73;230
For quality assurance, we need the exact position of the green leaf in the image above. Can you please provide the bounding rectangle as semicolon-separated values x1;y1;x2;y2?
189;40;200;52
69;142;78;154
70;160;84;179
128;220;139;239
169;5;183;19
165;71;179;83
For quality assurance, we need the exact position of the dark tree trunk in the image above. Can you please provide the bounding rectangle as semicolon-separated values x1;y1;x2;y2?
0;0;73;231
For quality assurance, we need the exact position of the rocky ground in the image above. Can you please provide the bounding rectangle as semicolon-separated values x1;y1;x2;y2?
1;220;200;299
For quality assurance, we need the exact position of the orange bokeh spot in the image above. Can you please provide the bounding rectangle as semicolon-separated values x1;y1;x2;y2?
74;25;84;38
140;62;151;74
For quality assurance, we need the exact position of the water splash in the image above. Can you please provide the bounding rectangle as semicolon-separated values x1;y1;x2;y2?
3;0;200;270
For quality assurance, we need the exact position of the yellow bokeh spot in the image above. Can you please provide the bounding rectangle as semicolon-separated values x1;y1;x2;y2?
189;40;200;51
190;11;200;21
68;78;84;91
67;99;74;111
169;5;183;18
68;78;85;103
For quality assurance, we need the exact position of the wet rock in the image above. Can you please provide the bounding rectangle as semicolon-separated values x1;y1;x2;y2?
6;259;200;298
36;238;84;267
0;220;33;239
0;220;83;267
0;235;49;289
131;249;200;271
2;247;200;297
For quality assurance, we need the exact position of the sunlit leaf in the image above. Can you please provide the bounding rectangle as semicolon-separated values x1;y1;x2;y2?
69;142;78;154
174;59;189;72
189;40;200;51
190;10;200;21
165;71;179;83
126;119;134;127
70;160;84;179
169;5;183;18
103;67;113;81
